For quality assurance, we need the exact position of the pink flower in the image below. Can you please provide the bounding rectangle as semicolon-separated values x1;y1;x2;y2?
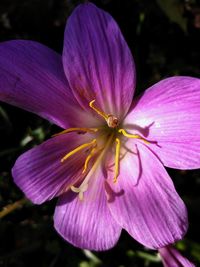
159;246;195;267
0;3;200;251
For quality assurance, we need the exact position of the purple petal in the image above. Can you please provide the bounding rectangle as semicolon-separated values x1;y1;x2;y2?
12;133;92;204
0;40;93;128
106;142;188;249
63;3;135;119
124;76;200;169
159;246;195;267
54;167;122;251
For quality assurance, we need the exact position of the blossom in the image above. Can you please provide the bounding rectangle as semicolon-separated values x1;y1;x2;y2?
159;246;195;267
0;2;200;251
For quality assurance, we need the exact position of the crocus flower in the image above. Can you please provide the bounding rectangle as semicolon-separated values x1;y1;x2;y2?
0;3;200;251
159;246;195;267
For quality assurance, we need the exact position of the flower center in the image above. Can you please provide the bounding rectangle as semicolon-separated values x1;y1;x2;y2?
54;100;149;200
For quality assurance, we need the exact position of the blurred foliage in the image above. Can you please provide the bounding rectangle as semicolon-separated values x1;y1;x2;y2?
0;0;200;266
156;0;187;32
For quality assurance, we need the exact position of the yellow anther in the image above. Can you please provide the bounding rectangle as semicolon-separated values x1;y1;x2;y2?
82;147;97;174
89;100;109;120
52;127;98;137
118;129;149;144
114;138;121;183
61;139;97;163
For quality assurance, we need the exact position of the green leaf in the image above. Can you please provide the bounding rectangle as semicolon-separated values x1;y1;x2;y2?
156;0;187;32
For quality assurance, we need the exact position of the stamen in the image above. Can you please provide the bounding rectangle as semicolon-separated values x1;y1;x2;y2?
82;147;96;174
61;139;97;163
89;100;109;120
118;129;149;144
114;138;121;183
70;133;114;200
52;127;98;137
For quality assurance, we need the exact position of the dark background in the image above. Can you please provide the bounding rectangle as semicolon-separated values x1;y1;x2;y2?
0;0;200;266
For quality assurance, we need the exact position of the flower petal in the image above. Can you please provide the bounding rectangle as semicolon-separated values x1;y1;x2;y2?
159;246;195;267
107;142;188;249
54;166;122;251
63;3;135;119
0;40;93;128
12;133;92;204
124;76;200;169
